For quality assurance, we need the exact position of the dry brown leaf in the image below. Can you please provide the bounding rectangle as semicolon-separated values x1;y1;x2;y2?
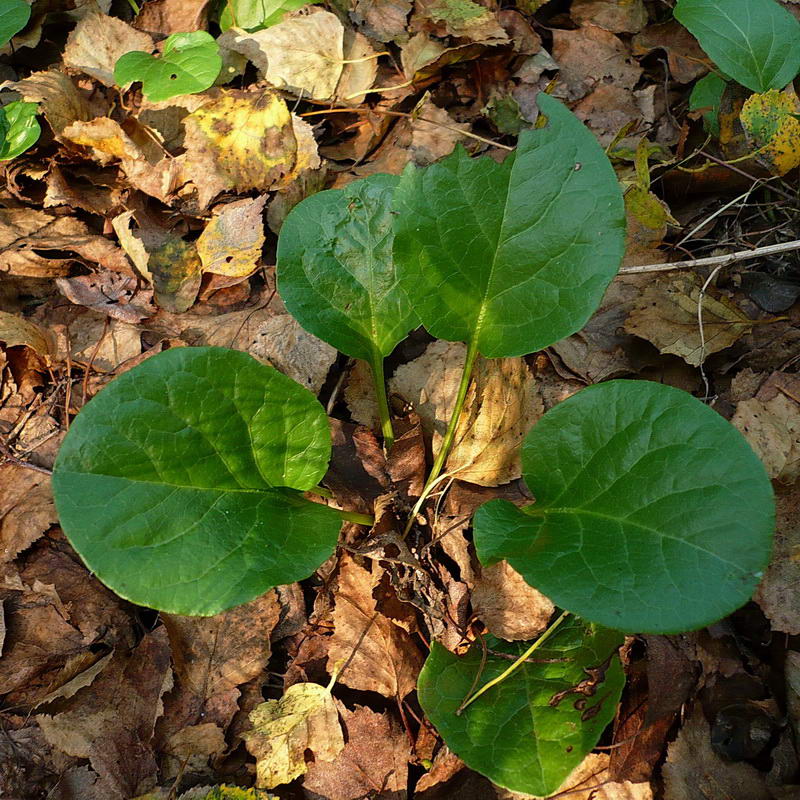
732;372;800;484
2;70;91;135
37;628;172;800
63;12;154;86
570;0;648;33
552;24;642;102
302;704;410;799
662;706;771;800
53;309;142;372
0;207;133;277
134;0;209;34
327;554;423;698
345;359;381;430
249;313;337;394
413;0;508;42
44;164;120;216
472;560;554;641
352;0;411;42
196;196;267;277
0;310;55;357
336;29;378;104
164;723;226;759
0;465;56;563
624;273;755;365
755;485;800;634
56;274;155;324
390;340;539;486
632;20;710;84
63;116;143;164
245;680;345;788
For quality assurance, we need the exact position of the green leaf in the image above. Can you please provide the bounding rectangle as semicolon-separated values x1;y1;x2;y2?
417;621;625;796
277;174;419;364
52;347;341;616
392;93;625;358
114;31;222;102
220;0;310;31
474;380;775;633
674;0;800;93
0;100;39;160
0;0;30;47
689;72;726;137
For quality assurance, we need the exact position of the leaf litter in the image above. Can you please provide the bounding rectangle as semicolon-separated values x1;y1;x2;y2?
2;0;800;797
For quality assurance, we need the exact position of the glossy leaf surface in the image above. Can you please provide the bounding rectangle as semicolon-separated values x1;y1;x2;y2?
418;620;624;796
474;380;775;633
0;0;29;46
52;347;340;616
277;174;418;363
392;93;625;358
220;0;310;30
0;100;40;160
675;0;800;93
114;31;222;102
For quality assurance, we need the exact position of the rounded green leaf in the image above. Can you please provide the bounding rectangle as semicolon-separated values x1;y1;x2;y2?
52;347;340;616
392;93;625;358
114;31;222;102
418;621;624;796
474;380;775;633
0;100;40;161
675;0;800;94
0;0;30;47
277;174;419;363
688;72;726;137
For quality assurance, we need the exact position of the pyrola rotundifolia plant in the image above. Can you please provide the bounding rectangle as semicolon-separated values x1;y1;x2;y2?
52;94;775;796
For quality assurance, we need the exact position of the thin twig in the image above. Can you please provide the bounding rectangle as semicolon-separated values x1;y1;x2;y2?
619;238;800;275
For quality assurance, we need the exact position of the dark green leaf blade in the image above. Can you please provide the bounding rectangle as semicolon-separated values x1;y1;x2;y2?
0;0;30;47
0;100;40;160
392;93;625;358
674;0;800;93
277;174;419;362
52;347;340;616
417;621;624;796
474;380;775;633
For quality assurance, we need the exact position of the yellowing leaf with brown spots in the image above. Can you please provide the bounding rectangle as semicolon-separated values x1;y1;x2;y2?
182;89;307;209
244;681;344;788
740;88;800;176
197;196;266;277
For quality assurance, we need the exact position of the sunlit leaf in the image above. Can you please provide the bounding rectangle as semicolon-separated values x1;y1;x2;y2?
0;100;40;161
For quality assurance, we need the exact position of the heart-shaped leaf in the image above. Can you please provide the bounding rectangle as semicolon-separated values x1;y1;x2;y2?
392;92;625;358
114;31;222;102
474;380;775;633
0;0;30;47
417;620;624;796
0;100;40;160
277;174;419;364
674;0;800;93
220;0;311;31
52;347;341;616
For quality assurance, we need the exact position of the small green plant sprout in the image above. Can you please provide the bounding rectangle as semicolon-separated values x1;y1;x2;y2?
114;31;222;103
0;0;30;47
0;99;40;160
51;92;776;796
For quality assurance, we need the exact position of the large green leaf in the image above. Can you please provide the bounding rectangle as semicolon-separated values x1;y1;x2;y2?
277;174;419;364
0;100;40;161
0;0;30;47
674;0;800;93
114;31;222;102
392;93;625;358
474;380;775;633
219;0;310;30
418;620;624;796
52;347;341;616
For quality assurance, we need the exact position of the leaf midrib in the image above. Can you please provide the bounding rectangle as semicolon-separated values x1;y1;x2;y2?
55;469;283;494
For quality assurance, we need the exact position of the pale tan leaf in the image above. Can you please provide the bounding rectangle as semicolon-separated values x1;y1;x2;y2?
336;30;378;104
0;310;55;356
0;465;56;563
196;196;266;277
63;12;154;86
1;71;91;135
245;681;344;788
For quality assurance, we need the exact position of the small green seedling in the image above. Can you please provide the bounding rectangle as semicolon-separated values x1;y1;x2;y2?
0;100;40;160
52;94;775;796
0;0;30;47
114;31;222;103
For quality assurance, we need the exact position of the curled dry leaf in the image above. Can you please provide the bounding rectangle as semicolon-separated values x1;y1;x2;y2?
570;0;648;33
245;680;345;788
632;20;710;84
0;465;57;563
413;0;508;43
56;274;155;324
0;309;55;357
624;272;755;365
196;196;267;277
336;29;379;104
63;12;154;86
732;371;800;484
740;88;800;176
390;340;540;486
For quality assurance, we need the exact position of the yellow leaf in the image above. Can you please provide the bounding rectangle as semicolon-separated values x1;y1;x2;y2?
740;88;800;176
244;681;344;789
196;196;266;277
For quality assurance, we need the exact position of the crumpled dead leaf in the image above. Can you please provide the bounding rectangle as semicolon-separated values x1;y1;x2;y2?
740;88;800;176
413;0;508;43
63;11;154;86
196;196;266;277
624;273;755;365
570;0;647;33
244;680;344;788
390;340;540;486
56;273;155;324
632;20;709;84
0;465;57;563
0;310;55;357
